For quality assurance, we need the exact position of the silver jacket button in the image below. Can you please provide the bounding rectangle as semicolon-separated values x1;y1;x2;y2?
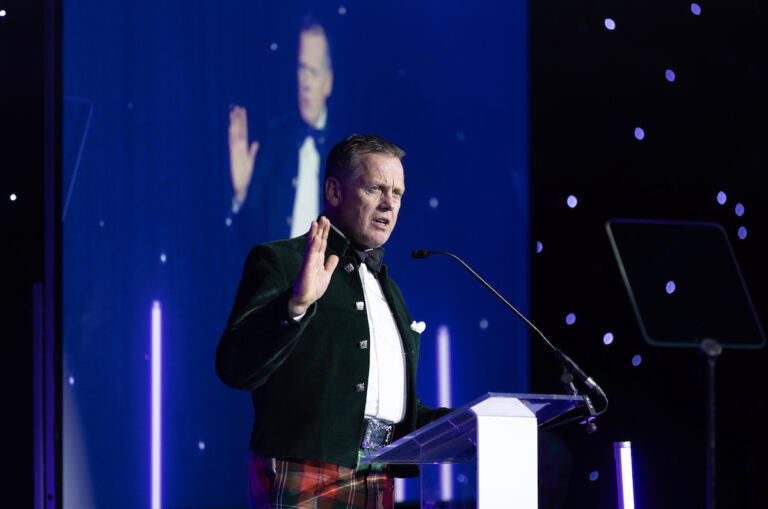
355;383;366;392
344;263;355;273
356;301;365;311
359;340;368;349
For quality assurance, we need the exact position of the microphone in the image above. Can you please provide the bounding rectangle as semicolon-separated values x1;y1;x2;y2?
412;249;608;418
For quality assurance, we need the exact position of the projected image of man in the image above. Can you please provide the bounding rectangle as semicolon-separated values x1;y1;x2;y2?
228;18;336;245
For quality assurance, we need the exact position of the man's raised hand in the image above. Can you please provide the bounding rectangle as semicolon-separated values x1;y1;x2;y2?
288;217;340;316
228;105;259;204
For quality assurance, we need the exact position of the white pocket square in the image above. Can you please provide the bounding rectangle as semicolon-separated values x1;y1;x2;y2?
410;321;426;334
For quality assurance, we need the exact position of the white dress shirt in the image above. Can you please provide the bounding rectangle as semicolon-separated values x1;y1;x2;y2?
289;109;327;238
358;262;406;424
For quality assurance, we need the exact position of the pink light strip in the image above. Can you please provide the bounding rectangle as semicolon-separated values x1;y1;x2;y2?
437;325;453;501
151;301;162;509
614;441;635;509
394;478;406;503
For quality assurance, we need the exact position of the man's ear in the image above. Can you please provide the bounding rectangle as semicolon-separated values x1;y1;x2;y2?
324;177;341;207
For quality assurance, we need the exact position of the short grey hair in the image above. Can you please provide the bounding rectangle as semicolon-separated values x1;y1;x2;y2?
324;134;405;184
299;16;332;70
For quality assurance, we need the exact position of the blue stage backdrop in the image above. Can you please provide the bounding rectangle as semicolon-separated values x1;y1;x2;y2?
62;1;528;507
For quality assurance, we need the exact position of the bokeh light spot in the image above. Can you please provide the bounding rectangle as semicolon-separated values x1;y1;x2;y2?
632;354;643;367
738;226;747;240
665;69;676;82
536;241;543;254
604;19;616;30
735;203;745;217
691;3;702;15
603;332;614;345
665;281;676;294
717;191;727;205
567;195;578;208
589;471;599;481
634;127;645;140
565;313;576;326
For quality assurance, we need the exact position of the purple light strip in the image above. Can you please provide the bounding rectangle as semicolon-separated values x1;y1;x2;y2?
394;478;406;503
32;283;44;509
152;301;162;509
436;325;453;501
614;441;635;509
437;325;452;408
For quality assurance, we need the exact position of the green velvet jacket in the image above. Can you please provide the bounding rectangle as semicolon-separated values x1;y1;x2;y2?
216;227;450;474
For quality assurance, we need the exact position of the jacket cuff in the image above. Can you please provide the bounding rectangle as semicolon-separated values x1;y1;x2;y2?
276;288;316;328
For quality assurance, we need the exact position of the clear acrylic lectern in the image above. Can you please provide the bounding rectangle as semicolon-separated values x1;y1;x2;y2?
361;392;587;508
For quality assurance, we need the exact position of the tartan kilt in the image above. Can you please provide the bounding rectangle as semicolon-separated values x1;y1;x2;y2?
249;451;395;509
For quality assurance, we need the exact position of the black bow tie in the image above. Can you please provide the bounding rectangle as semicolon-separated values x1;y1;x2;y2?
298;124;327;147
355;247;384;277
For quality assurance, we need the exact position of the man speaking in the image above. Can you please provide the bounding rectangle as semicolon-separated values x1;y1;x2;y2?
216;134;450;509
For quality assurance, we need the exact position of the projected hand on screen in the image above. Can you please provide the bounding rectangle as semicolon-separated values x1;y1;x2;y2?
228;105;259;204
288;217;339;316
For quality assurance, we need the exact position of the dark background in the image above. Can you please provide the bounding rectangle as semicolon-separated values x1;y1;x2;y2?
1;0;49;506
529;2;767;509
3;1;767;508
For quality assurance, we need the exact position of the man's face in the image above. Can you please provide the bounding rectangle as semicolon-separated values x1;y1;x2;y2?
297;31;333;126
330;153;405;249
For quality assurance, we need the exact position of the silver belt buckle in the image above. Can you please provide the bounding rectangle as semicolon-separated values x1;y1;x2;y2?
362;418;394;450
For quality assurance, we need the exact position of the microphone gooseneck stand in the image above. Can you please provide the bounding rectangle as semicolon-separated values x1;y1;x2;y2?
412;249;608;431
